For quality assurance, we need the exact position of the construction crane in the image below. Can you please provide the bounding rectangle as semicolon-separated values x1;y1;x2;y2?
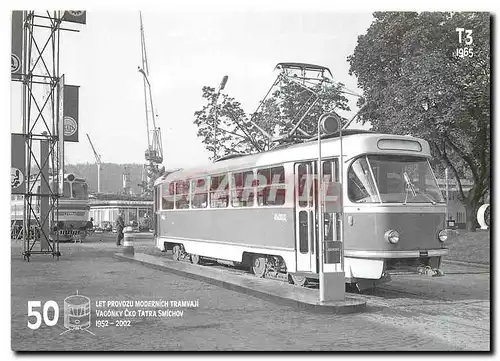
138;12;164;197
86;133;102;193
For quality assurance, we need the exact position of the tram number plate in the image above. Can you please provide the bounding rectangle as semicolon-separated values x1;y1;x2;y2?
419;251;429;257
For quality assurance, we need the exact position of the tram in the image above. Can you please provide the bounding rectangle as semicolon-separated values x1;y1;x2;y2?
153;131;451;289
11;173;91;241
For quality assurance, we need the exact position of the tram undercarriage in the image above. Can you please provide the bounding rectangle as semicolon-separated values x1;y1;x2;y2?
162;241;447;291
163;241;446;293
166;242;309;285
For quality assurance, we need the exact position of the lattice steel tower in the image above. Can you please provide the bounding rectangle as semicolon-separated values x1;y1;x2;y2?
10;11;85;261
138;12;164;197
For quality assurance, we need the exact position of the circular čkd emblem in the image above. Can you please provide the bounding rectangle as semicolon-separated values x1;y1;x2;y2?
11;167;24;189
64;116;77;137
67;11;84;17
11;54;20;73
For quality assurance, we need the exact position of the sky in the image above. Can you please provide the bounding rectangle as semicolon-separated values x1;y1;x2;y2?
9;8;374;169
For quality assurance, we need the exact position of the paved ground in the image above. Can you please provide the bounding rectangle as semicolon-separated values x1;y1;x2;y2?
11;233;490;351
446;229;490;264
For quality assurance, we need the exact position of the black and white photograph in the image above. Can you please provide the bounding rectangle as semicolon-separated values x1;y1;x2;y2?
5;1;491;353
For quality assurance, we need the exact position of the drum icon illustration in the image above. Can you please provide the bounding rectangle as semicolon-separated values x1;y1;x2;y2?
63;294;91;330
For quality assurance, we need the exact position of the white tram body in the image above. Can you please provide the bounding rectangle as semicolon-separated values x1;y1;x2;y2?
11;173;90;241
153;132;450;287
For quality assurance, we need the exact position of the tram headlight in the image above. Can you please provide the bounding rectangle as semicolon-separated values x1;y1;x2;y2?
437;229;448;242
385;230;400;244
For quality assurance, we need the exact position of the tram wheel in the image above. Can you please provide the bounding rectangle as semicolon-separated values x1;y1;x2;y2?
290;274;308;287
190;254;201;265
251;256;267;278
172;245;181;261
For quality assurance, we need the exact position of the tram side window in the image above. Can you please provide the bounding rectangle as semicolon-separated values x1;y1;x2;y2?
323;159;340;206
297;164;311;208
210;174;229;208
257;166;286;206
162;182;175;210
63;182;71;198
191;178;208;209
322;160;339;182
175;180;190;209
231;170;255;207
298;211;308;253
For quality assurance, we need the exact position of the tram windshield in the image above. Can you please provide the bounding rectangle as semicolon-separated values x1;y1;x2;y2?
348;155;444;204
71;182;89;200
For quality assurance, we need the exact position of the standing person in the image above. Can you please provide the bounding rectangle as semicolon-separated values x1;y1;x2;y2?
115;211;125;246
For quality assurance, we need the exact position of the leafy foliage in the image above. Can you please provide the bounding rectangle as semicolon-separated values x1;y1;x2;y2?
348;12;490;229
193;78;350;160
193;87;257;158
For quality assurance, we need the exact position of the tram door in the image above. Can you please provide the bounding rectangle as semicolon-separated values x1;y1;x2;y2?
294;162;318;273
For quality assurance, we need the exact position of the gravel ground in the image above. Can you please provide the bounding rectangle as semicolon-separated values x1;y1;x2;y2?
445;230;490;264
11;233;490;351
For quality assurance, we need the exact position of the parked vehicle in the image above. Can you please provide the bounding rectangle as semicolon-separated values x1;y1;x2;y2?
154;131;451;290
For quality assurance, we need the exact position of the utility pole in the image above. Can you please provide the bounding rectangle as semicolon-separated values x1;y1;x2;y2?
213;75;228;160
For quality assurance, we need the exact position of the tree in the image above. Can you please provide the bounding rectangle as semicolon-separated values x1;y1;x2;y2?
348;12;490;231
193;79;350;160
193;86;261;159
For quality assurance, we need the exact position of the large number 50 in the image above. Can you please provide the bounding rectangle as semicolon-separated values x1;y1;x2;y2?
27;301;59;330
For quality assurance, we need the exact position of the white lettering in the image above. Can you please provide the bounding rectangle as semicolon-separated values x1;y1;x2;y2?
273;213;287;222
158;309;184;317
96;309;123;317
107;300;134;307
124;309;137;317
169;300;199;308
134;300;169;308
465;29;473;45
138;309;157;317
456;27;465;43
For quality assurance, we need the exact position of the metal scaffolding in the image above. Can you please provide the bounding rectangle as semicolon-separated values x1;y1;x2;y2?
11;11;83;261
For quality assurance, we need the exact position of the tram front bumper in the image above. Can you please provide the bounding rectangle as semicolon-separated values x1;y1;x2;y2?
343;249;448;280
344;248;449;259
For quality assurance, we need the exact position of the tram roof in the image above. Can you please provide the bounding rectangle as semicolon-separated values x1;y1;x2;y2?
156;132;430;184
